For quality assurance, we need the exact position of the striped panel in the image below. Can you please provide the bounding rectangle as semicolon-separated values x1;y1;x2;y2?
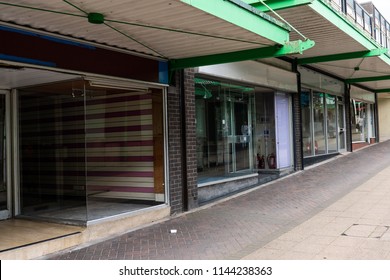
86;92;154;199
19;90;156;201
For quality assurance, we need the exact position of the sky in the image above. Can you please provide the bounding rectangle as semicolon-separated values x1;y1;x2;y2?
357;0;390;22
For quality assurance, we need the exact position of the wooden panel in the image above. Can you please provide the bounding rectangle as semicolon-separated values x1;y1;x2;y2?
152;90;165;194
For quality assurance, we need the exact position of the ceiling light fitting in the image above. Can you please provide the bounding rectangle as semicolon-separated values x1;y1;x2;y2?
88;13;104;24
86;76;151;92
88;81;149;92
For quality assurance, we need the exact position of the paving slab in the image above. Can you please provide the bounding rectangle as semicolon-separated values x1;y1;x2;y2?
48;140;390;260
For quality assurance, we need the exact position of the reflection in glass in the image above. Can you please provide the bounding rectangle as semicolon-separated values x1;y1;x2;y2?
0;95;6;211
194;76;282;185
19;82;87;223
18;80;165;223
351;100;366;142
337;97;346;150
255;92;276;169
301;90;313;156
302;90;346;158
313;92;326;155
369;104;375;140
326;94;337;153
234;102;250;171
195;77;255;183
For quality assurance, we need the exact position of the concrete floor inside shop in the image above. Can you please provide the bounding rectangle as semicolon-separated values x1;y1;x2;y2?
0;203;170;259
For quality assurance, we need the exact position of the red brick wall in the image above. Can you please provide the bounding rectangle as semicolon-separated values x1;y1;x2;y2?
292;91;303;170
167;72;184;214
183;69;198;210
167;69;198;214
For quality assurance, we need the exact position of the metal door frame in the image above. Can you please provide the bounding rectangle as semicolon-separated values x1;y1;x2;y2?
337;98;347;152
226;96;252;173
0;90;12;220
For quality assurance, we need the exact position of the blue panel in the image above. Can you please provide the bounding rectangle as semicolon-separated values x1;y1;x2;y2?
0;25;95;50
0;53;56;67
158;61;169;84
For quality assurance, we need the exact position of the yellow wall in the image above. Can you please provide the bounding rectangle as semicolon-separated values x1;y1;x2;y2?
378;98;390;141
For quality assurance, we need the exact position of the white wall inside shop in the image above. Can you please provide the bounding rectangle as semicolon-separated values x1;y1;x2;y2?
378;97;390;141
197;60;297;93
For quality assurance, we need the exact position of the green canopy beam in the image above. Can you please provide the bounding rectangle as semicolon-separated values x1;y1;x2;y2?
244;0;314;12
375;88;390;93
346;75;390;84
169;39;315;71
180;0;291;45
297;48;388;65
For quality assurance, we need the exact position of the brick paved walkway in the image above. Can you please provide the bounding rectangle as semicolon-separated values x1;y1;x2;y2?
48;140;390;260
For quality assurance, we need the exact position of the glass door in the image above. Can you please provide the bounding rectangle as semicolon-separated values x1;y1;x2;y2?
0;91;10;220
18;83;87;223
226;92;253;174
234;102;250;171
337;98;346;152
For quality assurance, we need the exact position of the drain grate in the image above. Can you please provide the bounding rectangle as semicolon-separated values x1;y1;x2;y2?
342;224;390;239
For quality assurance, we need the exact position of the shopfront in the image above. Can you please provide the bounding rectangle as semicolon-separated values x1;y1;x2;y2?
0;77;168;224
17;79;167;223
195;78;256;181
0;25;170;224
194;60;296;202
350;86;376;146
299;67;347;160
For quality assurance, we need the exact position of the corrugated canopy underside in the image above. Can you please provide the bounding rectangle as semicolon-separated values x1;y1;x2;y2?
0;0;278;60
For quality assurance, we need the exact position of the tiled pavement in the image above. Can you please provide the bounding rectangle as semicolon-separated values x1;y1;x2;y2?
48;140;390;260
244;162;390;260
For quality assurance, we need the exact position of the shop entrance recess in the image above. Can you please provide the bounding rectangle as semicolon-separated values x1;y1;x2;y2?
0;91;10;220
228;100;252;173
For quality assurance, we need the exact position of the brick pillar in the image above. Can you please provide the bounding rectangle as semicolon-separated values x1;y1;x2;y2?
293;63;303;170
292;90;303;170
183;69;198;210
167;70;198;215
167;73;183;215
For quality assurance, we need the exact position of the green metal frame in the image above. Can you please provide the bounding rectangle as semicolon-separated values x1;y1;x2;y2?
169;39;315;71
346;75;390;84
173;0;318;73
180;0;291;45
297;49;388;65
244;0;314;12
374;88;390;93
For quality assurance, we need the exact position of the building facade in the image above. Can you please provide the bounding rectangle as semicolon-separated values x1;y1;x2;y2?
1;0;390;259
175;0;390;206
0;25;172;224
183;56;381;203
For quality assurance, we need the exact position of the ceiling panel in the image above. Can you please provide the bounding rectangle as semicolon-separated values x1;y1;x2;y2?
0;0;276;59
0;67;80;89
274;6;366;59
267;3;390;92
